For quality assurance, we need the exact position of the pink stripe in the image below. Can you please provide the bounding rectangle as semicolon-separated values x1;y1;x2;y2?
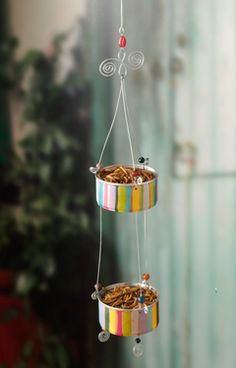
107;185;116;210
131;310;140;335
140;311;148;334
117;311;123;336
103;183;108;208
143;183;150;210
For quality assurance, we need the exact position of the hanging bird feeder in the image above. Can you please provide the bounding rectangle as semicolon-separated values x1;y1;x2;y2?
95;164;158;212
89;0;160;357
97;282;159;338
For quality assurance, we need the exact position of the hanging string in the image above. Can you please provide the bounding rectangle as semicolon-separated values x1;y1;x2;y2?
119;0;124;35
96;207;103;286
123;80;142;158
98;79;136;169
98;84;122;165
135;213;142;294
121;78;136;170
143;210;148;272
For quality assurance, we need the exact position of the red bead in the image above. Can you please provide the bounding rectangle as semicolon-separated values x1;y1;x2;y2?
132;170;138;177
119;36;127;48
143;273;150;281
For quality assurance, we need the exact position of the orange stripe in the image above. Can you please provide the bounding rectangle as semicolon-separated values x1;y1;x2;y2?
132;186;141;212
152;303;157;329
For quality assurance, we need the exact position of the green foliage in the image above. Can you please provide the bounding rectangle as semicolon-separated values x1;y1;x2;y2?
1;308;19;322
0;30;95;367
0;31;93;286
40;336;68;368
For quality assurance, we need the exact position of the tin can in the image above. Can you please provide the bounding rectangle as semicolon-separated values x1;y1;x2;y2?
96;165;158;212
98;282;159;337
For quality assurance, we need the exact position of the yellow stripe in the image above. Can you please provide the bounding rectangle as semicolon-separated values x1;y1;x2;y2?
122;311;131;336
132;186;141;212
117;186;127;212
109;309;118;335
149;181;155;208
152;303;157;329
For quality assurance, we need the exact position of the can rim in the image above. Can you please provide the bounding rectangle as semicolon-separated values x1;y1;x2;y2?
97;282;159;312
95;164;158;187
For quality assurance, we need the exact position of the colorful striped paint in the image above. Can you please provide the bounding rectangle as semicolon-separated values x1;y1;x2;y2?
96;168;158;213
98;285;159;337
109;309;118;335
152;303;158;329
122;311;132;336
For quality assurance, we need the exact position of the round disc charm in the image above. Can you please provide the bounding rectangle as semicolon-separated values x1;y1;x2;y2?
133;343;144;357
98;330;110;343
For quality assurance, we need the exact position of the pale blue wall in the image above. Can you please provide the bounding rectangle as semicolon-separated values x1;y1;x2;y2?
89;0;236;367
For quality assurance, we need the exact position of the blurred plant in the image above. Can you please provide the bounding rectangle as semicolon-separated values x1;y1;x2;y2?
0;27;97;367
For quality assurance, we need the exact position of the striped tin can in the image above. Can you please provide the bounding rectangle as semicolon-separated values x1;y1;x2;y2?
95;165;158;212
98;283;159;337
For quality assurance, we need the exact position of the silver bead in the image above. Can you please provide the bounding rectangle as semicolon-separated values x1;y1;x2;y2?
91;291;98;300
98;331;110;343
136;176;143;185
133;343;144;358
89;166;98;174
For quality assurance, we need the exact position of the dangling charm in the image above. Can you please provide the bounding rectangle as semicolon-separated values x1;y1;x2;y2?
91;291;98;300
89;163;101;175
98;330;110;343
133;338;144;358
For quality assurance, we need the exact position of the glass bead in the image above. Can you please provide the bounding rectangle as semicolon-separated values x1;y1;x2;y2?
98;331;110;342
133;343;144;358
119;36;127;48
138;157;145;164
138;295;145;304
132;170;138;177
143;273;150;281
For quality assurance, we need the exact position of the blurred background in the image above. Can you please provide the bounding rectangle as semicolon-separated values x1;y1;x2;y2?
0;0;236;367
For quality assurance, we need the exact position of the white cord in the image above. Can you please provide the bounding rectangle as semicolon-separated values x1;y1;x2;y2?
98;84;122;165
96;207;103;285
119;0;124;34
121;78;136;170
135;213;142;294
144;210;148;272
123;81;142;158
